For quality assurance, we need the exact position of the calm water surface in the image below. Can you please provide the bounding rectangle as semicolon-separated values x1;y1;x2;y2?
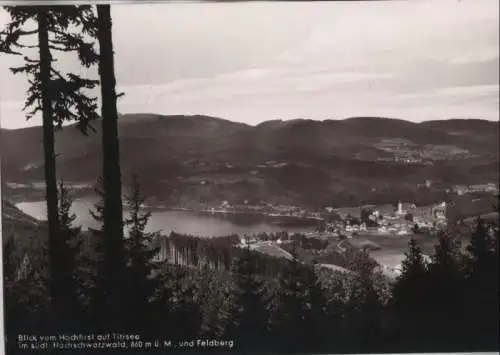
15;199;312;237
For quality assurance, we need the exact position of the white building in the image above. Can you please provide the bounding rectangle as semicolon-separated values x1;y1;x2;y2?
378;226;387;233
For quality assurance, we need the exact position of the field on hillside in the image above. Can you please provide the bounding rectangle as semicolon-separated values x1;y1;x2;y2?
351;231;438;268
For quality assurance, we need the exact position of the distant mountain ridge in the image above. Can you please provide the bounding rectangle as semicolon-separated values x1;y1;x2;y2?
1;114;498;207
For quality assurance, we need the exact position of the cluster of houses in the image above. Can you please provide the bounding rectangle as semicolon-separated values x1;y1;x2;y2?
267;204;309;217
227;200;453;269
320;200;448;239
452;183;498;196
207;200;324;220
256;160;288;169
206;198;450;246
238;234;292;248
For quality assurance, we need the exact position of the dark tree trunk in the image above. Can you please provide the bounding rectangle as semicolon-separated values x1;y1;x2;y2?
96;4;126;328
38;9;61;317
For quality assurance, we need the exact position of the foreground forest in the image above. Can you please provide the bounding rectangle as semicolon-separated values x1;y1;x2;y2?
1;4;499;354
3;183;500;354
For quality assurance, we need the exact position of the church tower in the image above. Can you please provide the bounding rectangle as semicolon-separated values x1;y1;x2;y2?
397;201;403;215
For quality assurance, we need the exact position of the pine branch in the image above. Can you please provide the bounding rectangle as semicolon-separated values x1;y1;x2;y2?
48;44;73;52
24;56;39;63
0;47;22;55
0;27;36;54
51;27;98;67
10;63;38;74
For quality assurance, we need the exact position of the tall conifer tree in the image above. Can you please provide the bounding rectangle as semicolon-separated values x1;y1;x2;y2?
56;180;85;328
426;232;465;348
0;5;99;324
123;175;162;335
391;237;429;347
463;219;499;348
94;5;127;328
229;246;271;351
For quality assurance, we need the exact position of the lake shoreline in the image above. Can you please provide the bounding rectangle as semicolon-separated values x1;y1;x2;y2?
13;199;315;238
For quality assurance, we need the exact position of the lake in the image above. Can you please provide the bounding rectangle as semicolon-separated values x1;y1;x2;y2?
15;200;313;237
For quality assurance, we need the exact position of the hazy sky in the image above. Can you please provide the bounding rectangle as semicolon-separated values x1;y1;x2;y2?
0;0;498;129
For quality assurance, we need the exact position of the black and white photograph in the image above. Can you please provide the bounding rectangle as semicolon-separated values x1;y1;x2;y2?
0;0;499;354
